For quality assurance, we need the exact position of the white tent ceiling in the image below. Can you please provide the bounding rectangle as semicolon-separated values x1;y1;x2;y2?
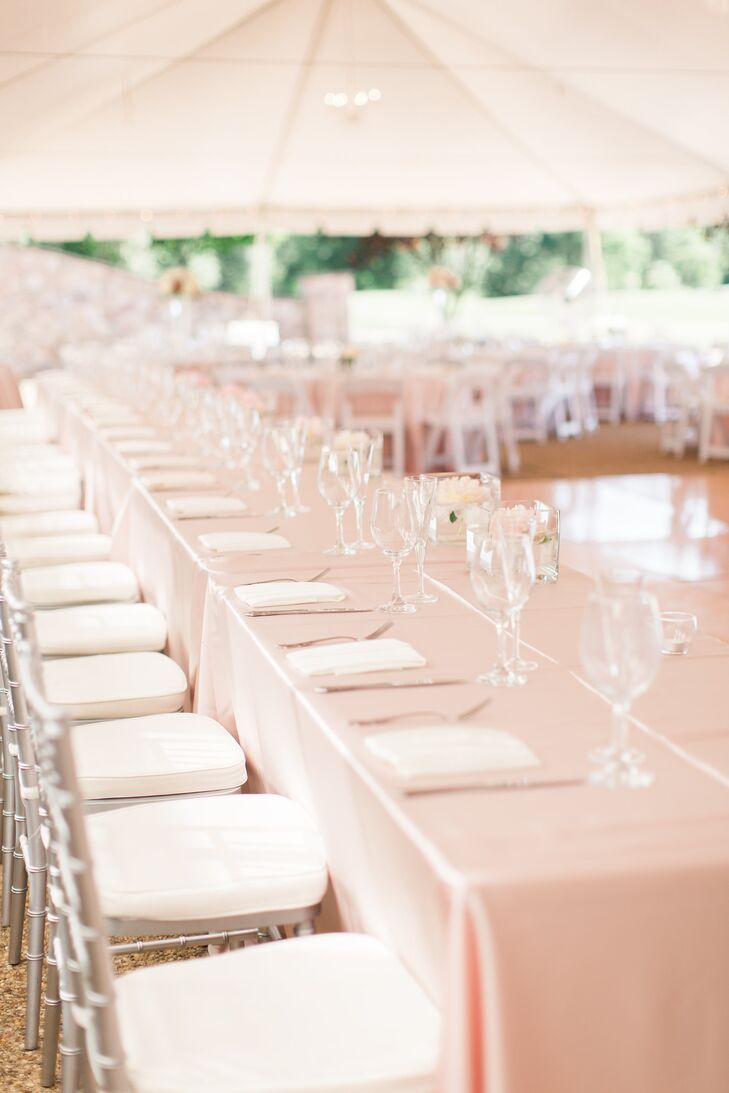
1;0;729;239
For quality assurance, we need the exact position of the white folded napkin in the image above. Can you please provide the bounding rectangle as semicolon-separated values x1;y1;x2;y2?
199;531;291;553
166;495;248;518
235;581;345;608
287;638;425;677
364;727;540;789
116;439;172;454
141;470;217;491
129;454;200;470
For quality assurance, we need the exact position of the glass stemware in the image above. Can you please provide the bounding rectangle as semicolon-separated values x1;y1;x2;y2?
370;487;417;613
491;502;538;673
403;474;438;604
261;422;298;518
289;417;310;514
579;589;662;788
317;446;359;555
345;434;376;551
469;529;535;686
235;403;262;491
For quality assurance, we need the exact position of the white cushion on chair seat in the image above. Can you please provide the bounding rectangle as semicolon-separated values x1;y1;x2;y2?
87;794;328;921
0;490;82;514
115;934;439;1093
0;510;99;537
42;651;187;720
21;561;138;607
0;467;80;495
5;533;112;569
35;603;167;656
72;713;247;799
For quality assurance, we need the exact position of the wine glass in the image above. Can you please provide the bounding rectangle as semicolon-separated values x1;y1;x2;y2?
579;589;662;788
469;530;535;686
403;475;438;604
347;434;376;551
288;418;310;514
261;422;297;517
370;487;417;613
492;502;538;673
317;446;359;555
235;403;262;491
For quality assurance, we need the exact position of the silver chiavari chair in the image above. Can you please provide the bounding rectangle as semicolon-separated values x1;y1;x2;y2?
3;574;329;1088
15;613;439;1093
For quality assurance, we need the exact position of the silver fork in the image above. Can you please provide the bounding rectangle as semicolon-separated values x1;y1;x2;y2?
237;567;331;587
350;696;491;727
278;621;393;650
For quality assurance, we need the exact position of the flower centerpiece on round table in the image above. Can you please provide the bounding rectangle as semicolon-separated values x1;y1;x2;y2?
159;266;201;299
431;476;488;543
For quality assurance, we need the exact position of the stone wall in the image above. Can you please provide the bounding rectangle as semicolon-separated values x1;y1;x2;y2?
0;244;305;376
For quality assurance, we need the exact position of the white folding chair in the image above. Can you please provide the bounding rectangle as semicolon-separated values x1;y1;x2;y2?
16;644;438;1093
424;369;501;475
338;377;406;477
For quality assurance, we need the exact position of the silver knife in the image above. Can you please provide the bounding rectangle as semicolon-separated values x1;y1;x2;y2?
248;606;375;618
314;678;469;694
403;777;586;796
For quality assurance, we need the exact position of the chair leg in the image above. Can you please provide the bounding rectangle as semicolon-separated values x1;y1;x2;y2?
8;848;27;965
41;935;61;1086
59;987;81;1093
1;780;14;927
25;865;47;1049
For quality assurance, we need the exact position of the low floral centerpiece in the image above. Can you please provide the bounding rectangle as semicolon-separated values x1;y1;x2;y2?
338;344;359;369
431;475;489;543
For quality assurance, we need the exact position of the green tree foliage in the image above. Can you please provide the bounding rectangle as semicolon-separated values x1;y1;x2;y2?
41;224;729;297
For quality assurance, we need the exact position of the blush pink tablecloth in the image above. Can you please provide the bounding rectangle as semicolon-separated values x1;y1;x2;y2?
37;373;729;1093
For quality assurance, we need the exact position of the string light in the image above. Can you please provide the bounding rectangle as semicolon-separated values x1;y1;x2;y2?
323;88;382;108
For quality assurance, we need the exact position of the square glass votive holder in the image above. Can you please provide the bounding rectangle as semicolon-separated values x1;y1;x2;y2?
532;502;560;583
660;611;697;655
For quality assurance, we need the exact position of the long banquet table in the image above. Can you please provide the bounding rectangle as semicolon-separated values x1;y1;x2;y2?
38;373;729;1093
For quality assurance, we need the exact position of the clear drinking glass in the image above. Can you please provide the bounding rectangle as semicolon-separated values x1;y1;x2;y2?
403;475;439;604
261;423;297;517
491;502;538;673
579;589;662;788
370;487;417;613
660;611;697;655
348;435;376;551
285;417;310;514
236;403;262;491
317;446;359;555
469;530;535;686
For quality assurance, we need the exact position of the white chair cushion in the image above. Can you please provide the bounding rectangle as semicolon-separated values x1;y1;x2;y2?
115;934;439;1093
0;510;99;537
6;533;112;569
35;603;167;656
0;467;80;495
42;651;187;720
21;561;138;608
0;415;54;443
87;794;328;921
0;490;82;514
72;713;247;799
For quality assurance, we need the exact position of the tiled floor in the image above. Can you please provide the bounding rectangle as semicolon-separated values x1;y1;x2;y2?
505;469;729;642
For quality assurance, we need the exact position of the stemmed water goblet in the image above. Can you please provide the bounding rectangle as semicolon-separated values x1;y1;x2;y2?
370;487;418;613
262;422;298;517
346;434;376;551
469;529;536;686
288;417;310;514
317;445;360;555
235;403;262;491
579;588;662;788
403;475;438;604
491;502;539;673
